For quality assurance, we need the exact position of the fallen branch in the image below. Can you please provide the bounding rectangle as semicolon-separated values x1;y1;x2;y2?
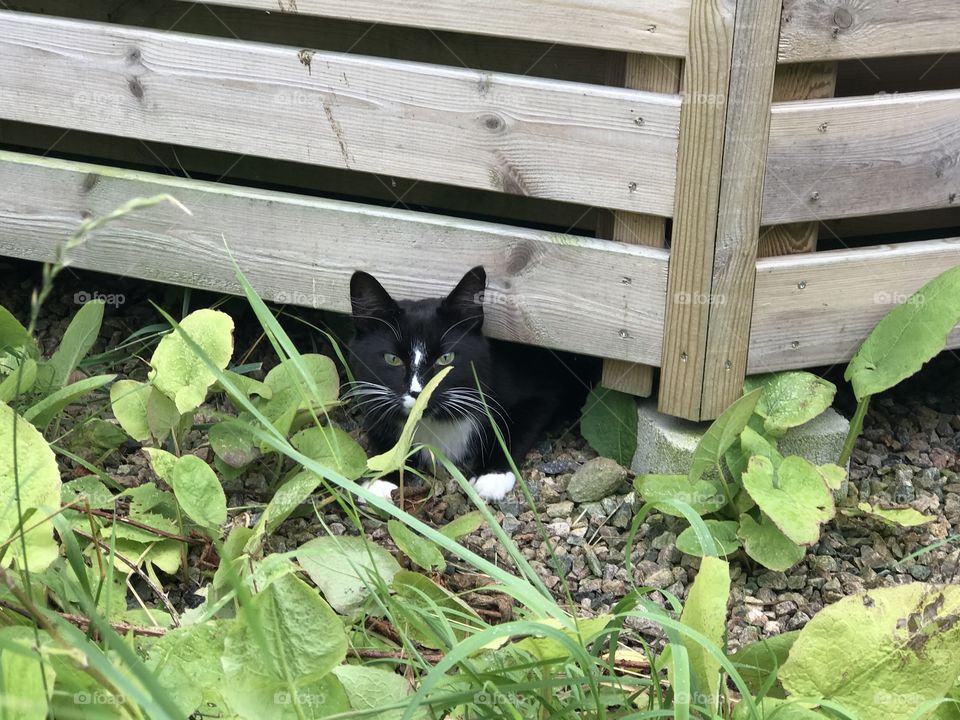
0;599;167;637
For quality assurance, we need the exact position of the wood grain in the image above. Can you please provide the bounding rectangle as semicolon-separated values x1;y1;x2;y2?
763;89;960;224
0;11;681;215
600;53;682;397
0;150;669;365
750;238;960;372
779;0;960;63
758;62;837;258
192;0;692;56
657;0;738;419
697;0;785;419
8;0;617;86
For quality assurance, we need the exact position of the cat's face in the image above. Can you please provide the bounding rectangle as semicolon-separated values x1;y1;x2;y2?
347;267;493;423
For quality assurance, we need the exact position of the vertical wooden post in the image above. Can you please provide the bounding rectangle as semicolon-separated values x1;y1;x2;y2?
658;0;785;420
598;54;682;397
758;62;838;259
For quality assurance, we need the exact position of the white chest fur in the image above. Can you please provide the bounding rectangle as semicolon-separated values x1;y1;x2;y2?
413;416;476;465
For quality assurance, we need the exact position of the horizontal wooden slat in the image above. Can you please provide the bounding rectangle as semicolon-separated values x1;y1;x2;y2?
779;0;960;63
0;150;668;365
749;238;960;372
0;11;681;215
195;0;691;56
763;90;960;224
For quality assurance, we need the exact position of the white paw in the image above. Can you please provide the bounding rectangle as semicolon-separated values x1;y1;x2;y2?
469;471;516;501
362;479;398;504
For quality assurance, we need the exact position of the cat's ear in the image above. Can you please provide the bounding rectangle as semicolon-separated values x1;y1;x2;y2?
350;271;400;333
442;266;486;326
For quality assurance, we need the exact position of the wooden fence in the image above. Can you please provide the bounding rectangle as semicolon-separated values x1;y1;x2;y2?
0;0;958;420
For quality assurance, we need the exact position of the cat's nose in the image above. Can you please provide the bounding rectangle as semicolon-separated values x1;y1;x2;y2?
409;389;421;398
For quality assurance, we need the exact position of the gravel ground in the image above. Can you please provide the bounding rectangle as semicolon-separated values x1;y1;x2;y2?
4;259;959;650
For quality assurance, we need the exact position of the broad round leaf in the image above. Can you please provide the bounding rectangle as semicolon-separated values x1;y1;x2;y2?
291;425;367;481
210;420;258;469
780;584;960;720
262;354;339;417
745;372;836;437
148;620;229;717
0;400;61;572
110;379;152;441
742;455;834;546
387;520;445;572
738;513;805;571
439;511;486;540
676;520;740;557
332;663;415;719
169;455;227;534
580;387;638;466
297;535;401;616
222;572;348;719
635;475;726;518
149;309;234;415
846;265;960;401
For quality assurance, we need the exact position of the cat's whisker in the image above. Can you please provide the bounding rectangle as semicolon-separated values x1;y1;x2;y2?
439;313;483;345
351;313;401;341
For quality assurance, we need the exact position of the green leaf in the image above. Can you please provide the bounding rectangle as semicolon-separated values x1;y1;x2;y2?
634;475;727;518
0;400;62;572
390;571;483;650
43;300;104;392
856;502;936;527
846;265;960;401
61;476;115;510
676;557;730;709
729;630;800;696
738;512;805;571
81;418;129;450
780;584;960;720
368;366;452;474
689;388;762;483
146;386;182;442
149;308;235;414
142;449;178;484
332;665;415;720
291;425;367;481
221;572;348;718
388;520;446;572
514;615;613;664
0;357;36;402
22;373;116;429
732;697;826;720
676;520;740;557
216;369;272;399
439;511;485;540
147;620;229;718
0;626;55;719
210;420;258;469
262;354;339;420
745;372;836;437
742;455;834;546
297;535;402;616
257;471;324;536
110;379;152;442
169;455;227;534
0;306;35;355
580;387;638;466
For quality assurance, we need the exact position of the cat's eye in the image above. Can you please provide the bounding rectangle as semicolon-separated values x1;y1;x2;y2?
436;352;455;366
383;353;403;367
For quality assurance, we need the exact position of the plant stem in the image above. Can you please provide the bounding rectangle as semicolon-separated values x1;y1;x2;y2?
838;396;870;467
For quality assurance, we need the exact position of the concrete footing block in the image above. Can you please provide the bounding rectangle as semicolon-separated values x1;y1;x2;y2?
631;400;851;496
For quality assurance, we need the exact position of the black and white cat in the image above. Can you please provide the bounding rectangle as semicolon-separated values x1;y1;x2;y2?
347;267;596;502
